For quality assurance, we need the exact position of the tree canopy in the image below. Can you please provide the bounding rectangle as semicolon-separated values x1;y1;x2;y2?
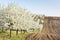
0;4;44;31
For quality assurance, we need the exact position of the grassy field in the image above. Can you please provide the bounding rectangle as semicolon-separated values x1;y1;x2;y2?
0;30;30;40
0;28;40;40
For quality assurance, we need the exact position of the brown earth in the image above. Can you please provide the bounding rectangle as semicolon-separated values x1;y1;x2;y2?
25;16;60;40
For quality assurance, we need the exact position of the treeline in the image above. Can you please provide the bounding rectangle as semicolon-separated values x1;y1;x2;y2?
0;4;44;37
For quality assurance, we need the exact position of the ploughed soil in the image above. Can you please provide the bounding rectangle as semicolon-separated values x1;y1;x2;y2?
25;17;60;40
25;32;60;40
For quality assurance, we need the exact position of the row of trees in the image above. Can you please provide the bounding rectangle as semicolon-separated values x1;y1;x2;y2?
0;4;44;35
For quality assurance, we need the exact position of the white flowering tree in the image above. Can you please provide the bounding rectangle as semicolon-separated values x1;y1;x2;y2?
0;4;44;34
0;4;8;32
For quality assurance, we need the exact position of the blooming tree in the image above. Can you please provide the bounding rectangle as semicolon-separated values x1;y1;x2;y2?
0;4;44;33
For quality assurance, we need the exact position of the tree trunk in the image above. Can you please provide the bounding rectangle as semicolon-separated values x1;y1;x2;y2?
2;27;4;32
10;29;11;38
16;29;18;35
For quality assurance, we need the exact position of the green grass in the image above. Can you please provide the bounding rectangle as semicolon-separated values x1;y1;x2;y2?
0;30;30;40
10;32;30;40
0;29;40;40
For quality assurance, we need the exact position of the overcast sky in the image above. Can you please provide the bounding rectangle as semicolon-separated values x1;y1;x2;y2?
0;0;60;16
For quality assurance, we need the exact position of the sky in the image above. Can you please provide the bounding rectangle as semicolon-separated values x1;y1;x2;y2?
0;0;60;16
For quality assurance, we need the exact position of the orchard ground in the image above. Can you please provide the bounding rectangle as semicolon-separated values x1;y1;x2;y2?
0;29;40;40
